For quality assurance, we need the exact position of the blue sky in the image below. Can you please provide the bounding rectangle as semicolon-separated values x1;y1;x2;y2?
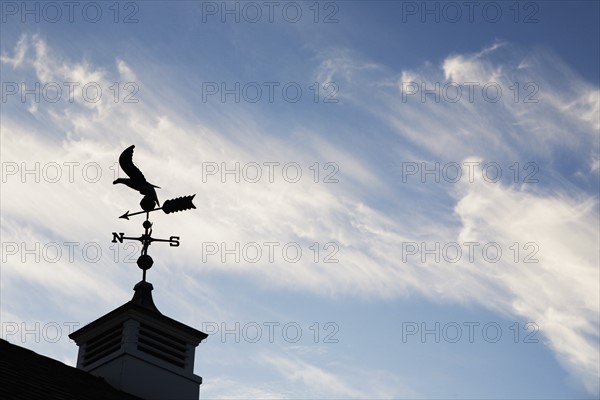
1;1;599;398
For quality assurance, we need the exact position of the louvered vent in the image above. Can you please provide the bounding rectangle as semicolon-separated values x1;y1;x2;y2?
137;322;187;368
82;325;123;367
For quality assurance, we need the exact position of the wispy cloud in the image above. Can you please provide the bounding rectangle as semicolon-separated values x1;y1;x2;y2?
261;351;418;398
312;43;599;394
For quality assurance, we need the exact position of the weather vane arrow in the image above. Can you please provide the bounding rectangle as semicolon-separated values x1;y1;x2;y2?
119;195;197;220
111;144;196;282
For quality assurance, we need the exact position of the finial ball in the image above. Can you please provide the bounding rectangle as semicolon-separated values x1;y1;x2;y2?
137;254;154;270
140;195;156;212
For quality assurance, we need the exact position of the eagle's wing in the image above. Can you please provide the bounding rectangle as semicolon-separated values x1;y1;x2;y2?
119;145;146;182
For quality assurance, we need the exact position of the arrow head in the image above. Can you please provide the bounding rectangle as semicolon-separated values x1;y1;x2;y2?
119;211;130;220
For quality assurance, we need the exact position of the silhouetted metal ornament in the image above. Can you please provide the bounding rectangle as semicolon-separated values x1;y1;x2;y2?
118;196;196;220
111;145;197;282
137;254;153;270
162;195;196;214
140;195;156;212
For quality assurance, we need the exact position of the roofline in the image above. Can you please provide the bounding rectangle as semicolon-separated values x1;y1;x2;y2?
69;300;207;343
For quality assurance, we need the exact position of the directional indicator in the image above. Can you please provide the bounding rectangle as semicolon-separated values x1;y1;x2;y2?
119;194;196;219
111;232;180;246
112;145;196;282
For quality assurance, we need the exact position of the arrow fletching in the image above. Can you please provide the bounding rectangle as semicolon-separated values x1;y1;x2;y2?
162;194;196;214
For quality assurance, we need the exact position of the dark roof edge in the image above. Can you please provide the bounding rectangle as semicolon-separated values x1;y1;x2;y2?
69;300;207;343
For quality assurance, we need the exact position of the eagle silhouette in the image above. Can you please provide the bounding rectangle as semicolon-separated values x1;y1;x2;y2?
113;145;160;210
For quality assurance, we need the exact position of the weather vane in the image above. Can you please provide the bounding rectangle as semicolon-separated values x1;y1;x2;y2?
111;145;196;282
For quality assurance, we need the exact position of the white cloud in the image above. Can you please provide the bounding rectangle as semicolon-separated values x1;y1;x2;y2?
453;166;599;394
0;34;28;68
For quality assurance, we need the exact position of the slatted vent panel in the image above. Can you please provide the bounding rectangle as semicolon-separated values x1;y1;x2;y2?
82;325;123;367
137;323;187;368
